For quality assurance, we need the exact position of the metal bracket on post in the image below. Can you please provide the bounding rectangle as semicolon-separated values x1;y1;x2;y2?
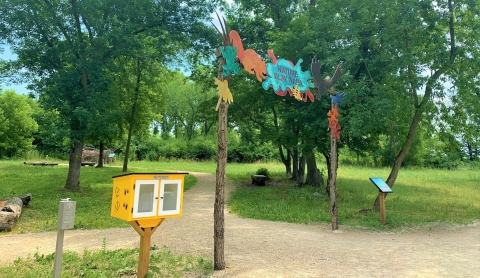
53;198;76;278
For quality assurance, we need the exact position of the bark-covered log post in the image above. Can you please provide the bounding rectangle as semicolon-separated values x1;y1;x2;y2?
211;14;234;271
326;92;345;231
214;99;228;270
328;135;339;230
311;57;344;231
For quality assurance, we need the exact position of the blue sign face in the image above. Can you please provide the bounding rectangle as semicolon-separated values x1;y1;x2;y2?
262;58;315;94
369;178;393;193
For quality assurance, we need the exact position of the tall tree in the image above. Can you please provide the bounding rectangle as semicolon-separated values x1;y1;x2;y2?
372;0;462;209
0;0;219;190
161;70;217;140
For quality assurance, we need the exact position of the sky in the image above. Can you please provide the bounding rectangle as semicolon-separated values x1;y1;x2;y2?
0;46;29;94
0;1;233;95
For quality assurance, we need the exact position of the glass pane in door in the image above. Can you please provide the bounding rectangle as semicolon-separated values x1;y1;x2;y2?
162;183;178;211
137;183;155;213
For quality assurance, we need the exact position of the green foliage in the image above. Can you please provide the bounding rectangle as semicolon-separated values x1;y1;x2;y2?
159;139;190;160
160;70;218;140
221;0;480;181
0;0;221;189
129;132;277;162
255;167;270;178
0;246;212;277
188;139;217;161
0;90;38;158
227;129;277;163
0;161;197;233
31;107;70;157
228;142;277;163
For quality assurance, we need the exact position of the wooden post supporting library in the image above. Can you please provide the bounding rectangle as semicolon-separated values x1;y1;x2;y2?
129;219;164;278
110;173;188;278
379;193;386;225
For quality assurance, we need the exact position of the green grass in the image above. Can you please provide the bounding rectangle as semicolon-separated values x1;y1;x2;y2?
1;159;479;275
0;240;212;278
0;161;197;233
128;160;287;181
228;165;480;230
1;160;479;233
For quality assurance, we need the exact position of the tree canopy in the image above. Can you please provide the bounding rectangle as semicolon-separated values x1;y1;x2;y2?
0;90;38;157
0;0;478;185
0;0;220;189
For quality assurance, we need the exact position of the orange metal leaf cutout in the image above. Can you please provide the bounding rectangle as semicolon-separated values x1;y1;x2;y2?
214;78;233;111
328;106;341;140
230;30;266;82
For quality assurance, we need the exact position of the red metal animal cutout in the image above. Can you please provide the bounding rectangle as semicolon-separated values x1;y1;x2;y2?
327;106;341;140
229;30;266;82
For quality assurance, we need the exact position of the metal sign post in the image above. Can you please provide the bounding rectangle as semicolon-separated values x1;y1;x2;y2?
53;198;76;278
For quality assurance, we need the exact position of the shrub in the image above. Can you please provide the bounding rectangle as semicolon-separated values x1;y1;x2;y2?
228;143;276;163
255;167;270;178
188;139;216;160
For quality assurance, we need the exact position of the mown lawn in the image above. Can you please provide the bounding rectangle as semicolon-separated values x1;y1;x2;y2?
1;160;479;233
228;165;480;229
1;160;479;276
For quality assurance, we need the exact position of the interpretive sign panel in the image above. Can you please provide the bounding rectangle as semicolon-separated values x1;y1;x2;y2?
369;178;393;193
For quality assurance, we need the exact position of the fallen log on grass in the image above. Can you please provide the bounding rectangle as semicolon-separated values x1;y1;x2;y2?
0;194;32;232
24;161;58;166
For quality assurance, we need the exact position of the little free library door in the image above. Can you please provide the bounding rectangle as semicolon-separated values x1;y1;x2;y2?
133;179;182;218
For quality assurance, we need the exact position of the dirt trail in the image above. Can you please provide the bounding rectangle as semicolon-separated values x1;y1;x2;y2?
1;173;479;277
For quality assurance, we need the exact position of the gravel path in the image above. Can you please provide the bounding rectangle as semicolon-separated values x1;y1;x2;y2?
1;172;479;277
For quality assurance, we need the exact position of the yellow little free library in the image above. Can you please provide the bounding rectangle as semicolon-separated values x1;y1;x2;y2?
110;172;188;227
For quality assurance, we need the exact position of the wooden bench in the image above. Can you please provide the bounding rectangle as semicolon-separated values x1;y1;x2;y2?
251;175;268;186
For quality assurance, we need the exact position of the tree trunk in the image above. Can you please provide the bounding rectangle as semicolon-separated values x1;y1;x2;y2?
0;197;24;232
374;110;421;211
272;105;291;174
64;67;88;190
305;149;323;187
214;99;228;271
123;57;142;172
297;153;306;185
97;141;105;168
292;148;299;180
174;117;178;139
467;143;473;161
373;0;456;211
278;145;291;175
329;138;339;230
322;151;331;196
65;139;83;190
214;45;227;270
